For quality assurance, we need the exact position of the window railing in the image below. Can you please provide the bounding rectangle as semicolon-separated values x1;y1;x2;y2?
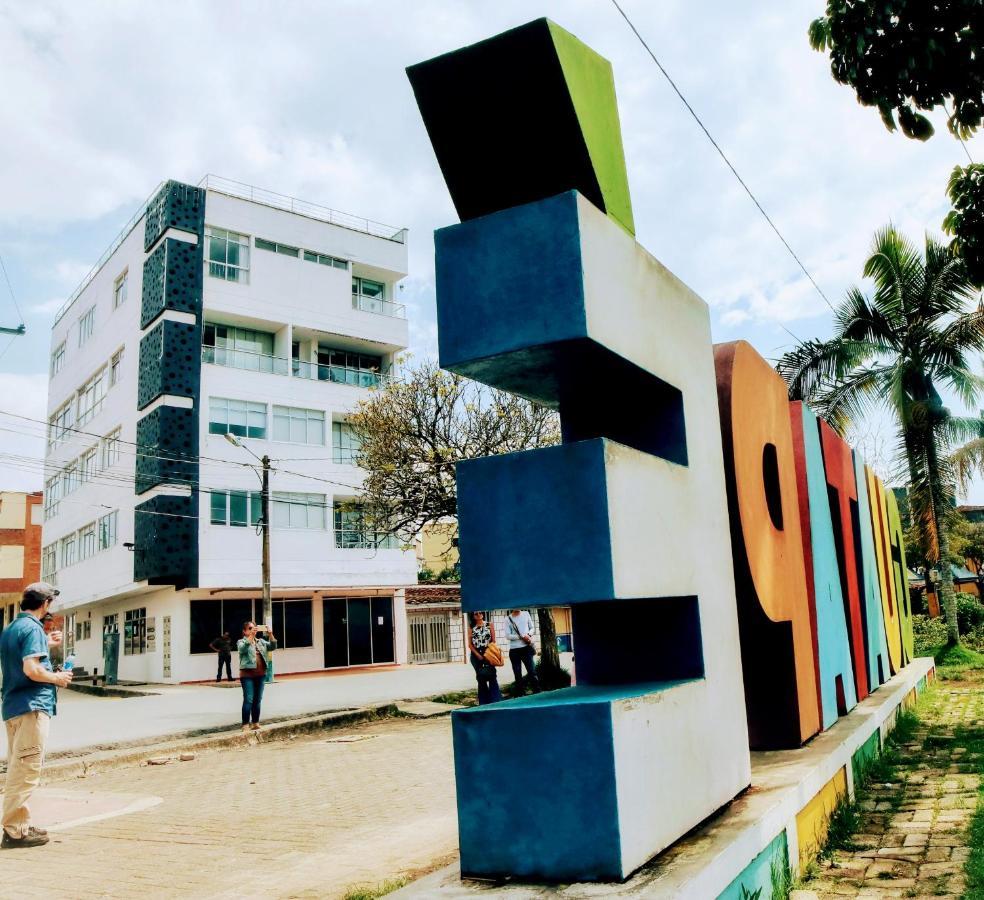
202;345;289;375
292;359;392;389
352;294;406;319
334;529;399;550
198;175;408;244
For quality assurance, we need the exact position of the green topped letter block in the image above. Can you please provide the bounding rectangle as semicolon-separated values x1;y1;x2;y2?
406;18;634;235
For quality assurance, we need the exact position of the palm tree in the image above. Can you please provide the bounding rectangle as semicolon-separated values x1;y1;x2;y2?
777;226;984;645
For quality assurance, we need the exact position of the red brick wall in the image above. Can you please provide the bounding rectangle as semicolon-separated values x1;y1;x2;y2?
0;491;43;594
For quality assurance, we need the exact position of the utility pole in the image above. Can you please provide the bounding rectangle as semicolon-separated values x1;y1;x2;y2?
0;324;25;336
261;454;272;631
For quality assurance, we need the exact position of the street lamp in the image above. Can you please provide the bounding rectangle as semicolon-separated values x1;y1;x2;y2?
224;433;273;634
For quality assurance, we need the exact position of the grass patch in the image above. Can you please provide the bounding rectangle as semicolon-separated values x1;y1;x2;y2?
427;689;478;707
342;877;409;900
934;642;984;673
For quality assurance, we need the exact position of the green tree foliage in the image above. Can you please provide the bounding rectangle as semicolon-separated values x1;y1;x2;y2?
777;226;984;644
944;164;984;288
809;1;984;141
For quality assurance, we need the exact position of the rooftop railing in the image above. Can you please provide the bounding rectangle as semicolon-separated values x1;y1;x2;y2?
199;175;408;244
351;293;406;319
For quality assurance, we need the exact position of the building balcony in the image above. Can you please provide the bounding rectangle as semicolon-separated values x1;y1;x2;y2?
292;359;392;389
201;345;290;375
352;293;406;319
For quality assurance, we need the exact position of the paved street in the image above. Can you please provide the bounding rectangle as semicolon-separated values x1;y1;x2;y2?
0;661;483;757
3;715;458;900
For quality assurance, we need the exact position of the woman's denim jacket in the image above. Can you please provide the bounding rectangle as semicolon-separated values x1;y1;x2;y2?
237;636;277;670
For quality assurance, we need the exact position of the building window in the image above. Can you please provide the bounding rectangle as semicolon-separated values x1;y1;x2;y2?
103;613;119;635
202;324;283;372
205;227;250;283
43;478;60;519
190;598;260;654
109;348;124;386
60;533;77;568
272;492;326;530
60;460;80;498
303;250;348;269
352;277;385;299
210;490;262;527
79;447;97;483
78;306;96;348
98;511;118;550
272;599;314;648
77;370;107;425
124;607;147;655
48;401;75;449
75;619;92;642
273;406;325;445
102;428;122;468
41;544;57;583
255;237;299;257
208;397;267;439
334;503;397;549
113;270;128;309
50;342;66;377
78;523;96;561
332;421;362;465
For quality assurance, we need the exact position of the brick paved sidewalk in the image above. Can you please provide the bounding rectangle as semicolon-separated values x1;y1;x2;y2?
795;679;982;899
1;716;458;900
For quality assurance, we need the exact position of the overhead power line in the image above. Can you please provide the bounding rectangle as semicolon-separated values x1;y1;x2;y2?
609;0;838;316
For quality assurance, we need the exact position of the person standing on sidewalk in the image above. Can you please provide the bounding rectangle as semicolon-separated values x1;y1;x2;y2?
1;583;73;850
209;631;234;682
237;622;276;732
507;608;540;695
466;611;502;705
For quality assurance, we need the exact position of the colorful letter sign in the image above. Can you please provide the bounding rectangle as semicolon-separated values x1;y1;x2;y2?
409;17;918;885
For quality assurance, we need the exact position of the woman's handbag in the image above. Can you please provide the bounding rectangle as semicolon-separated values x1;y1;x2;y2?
483;642;504;667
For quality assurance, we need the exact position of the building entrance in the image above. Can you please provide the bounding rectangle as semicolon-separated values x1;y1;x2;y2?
322;596;394;668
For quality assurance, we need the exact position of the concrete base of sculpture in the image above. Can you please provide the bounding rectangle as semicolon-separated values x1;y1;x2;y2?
394;656;935;898
452;678;751;882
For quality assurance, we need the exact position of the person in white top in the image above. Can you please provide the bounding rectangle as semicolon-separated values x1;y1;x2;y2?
506;609;540;694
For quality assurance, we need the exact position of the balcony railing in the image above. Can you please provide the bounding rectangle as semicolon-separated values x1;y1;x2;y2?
334;529;399;550
352;294;406;319
201;346;289;375
199;175;408;244
292;359;392;389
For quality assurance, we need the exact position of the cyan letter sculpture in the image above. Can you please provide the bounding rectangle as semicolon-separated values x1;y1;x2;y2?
408;19;751;882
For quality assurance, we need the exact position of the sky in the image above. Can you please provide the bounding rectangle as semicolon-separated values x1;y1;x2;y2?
0;0;981;497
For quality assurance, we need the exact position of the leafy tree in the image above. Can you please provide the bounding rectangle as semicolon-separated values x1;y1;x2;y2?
944;164;984;287
777;226;984;645
808;1;984;141
348;359;564;674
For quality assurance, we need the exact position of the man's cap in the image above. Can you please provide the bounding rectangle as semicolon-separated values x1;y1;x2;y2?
22;582;60;607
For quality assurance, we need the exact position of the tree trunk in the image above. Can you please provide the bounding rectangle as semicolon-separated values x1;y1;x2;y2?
536;608;561;676
925;432;960;644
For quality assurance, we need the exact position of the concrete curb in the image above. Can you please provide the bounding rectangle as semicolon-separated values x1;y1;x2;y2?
0;703;399;790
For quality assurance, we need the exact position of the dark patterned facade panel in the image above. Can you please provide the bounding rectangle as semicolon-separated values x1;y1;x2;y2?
135;406;199;494
133;495;198;588
137;319;202;410
144;180;205;251
141;237;204;330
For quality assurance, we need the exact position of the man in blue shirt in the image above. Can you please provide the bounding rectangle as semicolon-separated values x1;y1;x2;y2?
1;582;72;850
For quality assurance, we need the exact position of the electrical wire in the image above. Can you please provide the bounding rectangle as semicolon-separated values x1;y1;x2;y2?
0;251;25;326
609;0;838;315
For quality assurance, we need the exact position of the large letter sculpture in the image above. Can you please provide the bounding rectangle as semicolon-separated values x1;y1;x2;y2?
408;19;751;882
715;344;820;748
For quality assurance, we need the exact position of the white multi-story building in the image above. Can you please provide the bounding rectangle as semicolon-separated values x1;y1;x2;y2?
41;177;417;683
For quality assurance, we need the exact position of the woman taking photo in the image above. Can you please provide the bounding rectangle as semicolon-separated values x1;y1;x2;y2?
467;611;502;705
238;621;277;731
